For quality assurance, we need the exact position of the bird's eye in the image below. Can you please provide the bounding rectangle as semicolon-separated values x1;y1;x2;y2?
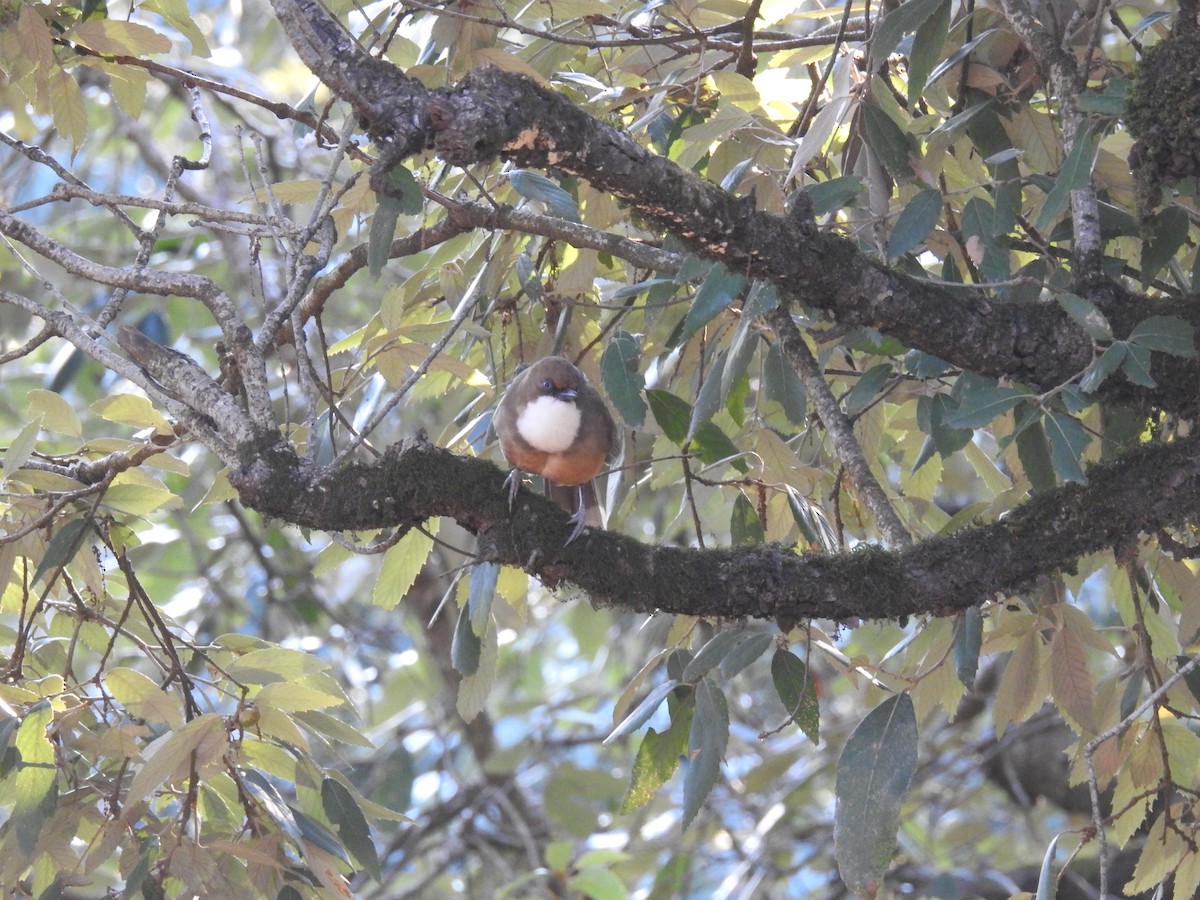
540;379;554;391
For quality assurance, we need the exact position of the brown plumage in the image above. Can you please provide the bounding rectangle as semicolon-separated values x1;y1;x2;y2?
493;356;619;543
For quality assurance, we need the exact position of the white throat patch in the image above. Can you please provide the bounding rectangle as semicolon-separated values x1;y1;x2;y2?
516;395;581;453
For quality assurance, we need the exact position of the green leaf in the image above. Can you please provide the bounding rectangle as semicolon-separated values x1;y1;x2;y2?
451;603;482;676
1015;416;1056;493
1127;315;1196;358
621;713;689;814
907;0;951;104
718;632;774;679
860;102;915;179
1122;342;1156;386
32;517;94;586
368;195;403;279
570;867;626;900
373;524;437;610
11;701;57;856
762;342;806;424
1035;128;1096;231
869;0;949;70
386;164;424;215
682;631;742;683
322;777;382;882
646;389;691;445
3;415;42;479
467;561;497;635
806;176;864;215
916;394;972;458
691;420;746;472
1057;292;1112;341
944;381;1025;429
771;649;820;742
682;677;729;830
954;607;983;691
730;493;764;547
1140;207;1189;284
509;169;579;222
1043;410;1089;483
834;694;919;896
1079;342;1128;394
843;363;893;418
689;351;727;439
601;331;647;427
680;265;746;343
887;188;942;259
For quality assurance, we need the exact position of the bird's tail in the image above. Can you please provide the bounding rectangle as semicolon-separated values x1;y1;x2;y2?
547;479;605;528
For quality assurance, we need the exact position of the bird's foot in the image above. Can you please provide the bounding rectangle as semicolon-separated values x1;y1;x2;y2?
503;468;523;511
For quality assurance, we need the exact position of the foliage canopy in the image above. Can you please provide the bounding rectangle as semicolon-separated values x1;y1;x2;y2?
3;0;1200;897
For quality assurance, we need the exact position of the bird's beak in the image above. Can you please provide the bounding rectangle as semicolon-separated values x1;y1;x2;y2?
558;387;578;401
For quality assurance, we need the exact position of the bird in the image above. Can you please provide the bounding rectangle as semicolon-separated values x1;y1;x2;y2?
493;356;619;544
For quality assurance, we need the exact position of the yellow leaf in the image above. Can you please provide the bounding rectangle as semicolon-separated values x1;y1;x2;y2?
48;67;87;151
993;627;1045;736
69;19;172;56
25;388;82;438
457;622;497;722
373;522;438;610
106;668;184;731
1050;620;1096;733
17;6;55;73
91;393;170;430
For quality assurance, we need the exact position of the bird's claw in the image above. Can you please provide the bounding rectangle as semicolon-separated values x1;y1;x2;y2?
503;468;522;511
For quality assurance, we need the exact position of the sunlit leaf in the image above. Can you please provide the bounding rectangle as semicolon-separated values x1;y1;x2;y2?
323;777;382;882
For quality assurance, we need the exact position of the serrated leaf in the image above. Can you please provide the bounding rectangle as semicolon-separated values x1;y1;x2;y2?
69;19;172;55
771;649;820;742
226;646;329;684
763;342;807;424
606;679;681;743
680;266;745;343
887;188;942;259
621;713;689;813
509;170;579;222
834;694;918;895
601;331;646;427
944;381;1026;428
1035;129;1096;231
120;714;225;815
1080;342;1128;394
457;620;497;722
1051;622;1096;733
730;493;764;547
322;778;381;882
1122;342;1156;386
1043;410;1089;484
954;606;983;691
682;678;729;829
373;525;436;610
49;67;87;150
1127;315;1196;358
